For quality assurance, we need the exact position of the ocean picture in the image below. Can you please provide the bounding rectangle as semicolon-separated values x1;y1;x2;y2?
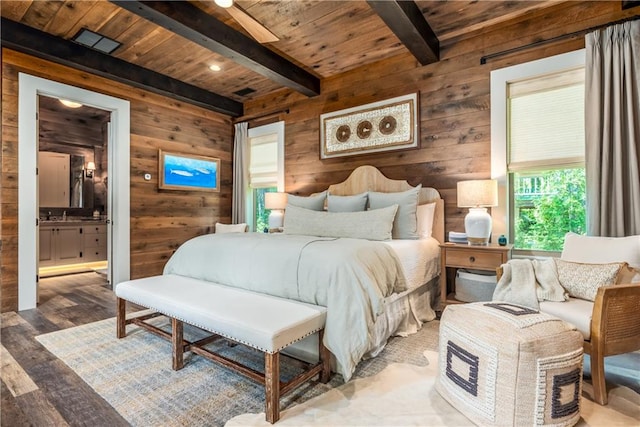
159;151;220;191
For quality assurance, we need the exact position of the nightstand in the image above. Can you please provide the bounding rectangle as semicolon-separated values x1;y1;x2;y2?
439;243;513;310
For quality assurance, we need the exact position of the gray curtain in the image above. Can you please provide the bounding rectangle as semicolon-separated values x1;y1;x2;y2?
585;20;640;237
232;122;249;224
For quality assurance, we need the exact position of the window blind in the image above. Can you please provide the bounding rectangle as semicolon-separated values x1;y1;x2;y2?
249;133;278;188
507;68;585;172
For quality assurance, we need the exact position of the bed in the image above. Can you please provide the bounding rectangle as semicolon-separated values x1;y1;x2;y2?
163;165;444;380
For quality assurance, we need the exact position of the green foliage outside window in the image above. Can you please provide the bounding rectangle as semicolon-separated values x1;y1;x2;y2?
254;187;276;233
513;168;586;251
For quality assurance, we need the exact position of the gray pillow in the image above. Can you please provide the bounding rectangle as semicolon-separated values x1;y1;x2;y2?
368;185;421;239
287;191;327;211
327;192;368;212
283;204;397;241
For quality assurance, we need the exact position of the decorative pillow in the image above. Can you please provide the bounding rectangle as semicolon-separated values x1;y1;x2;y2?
618;265;640;284
287;191;327;211
215;223;247;233
283;204;397;241
561;232;640;269
368;185;421;239
327;192;368;212
554;258;627;301
416;202;436;239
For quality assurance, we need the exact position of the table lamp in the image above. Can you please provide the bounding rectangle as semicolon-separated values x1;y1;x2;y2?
457;179;498;245
265;192;288;230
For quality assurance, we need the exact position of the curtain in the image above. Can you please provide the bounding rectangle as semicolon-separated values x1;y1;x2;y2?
585;20;640;237
232;122;249;224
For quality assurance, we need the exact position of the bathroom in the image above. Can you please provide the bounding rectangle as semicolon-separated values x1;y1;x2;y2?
38;95;111;281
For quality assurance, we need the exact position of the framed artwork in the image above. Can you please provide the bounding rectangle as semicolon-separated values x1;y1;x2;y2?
158;150;220;192
320;93;419;159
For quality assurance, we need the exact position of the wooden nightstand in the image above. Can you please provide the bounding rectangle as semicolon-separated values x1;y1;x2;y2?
439;243;513;310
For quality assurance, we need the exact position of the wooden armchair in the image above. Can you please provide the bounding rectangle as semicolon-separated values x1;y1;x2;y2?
496;233;640;405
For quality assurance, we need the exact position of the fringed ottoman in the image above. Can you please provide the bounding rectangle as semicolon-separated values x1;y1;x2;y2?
436;302;584;427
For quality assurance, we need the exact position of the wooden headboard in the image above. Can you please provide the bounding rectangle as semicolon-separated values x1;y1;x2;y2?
327;166;445;244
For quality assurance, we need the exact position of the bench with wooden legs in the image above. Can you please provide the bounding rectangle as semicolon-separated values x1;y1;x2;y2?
115;274;331;424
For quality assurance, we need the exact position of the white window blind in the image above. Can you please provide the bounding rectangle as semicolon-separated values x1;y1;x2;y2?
507;67;585;172
249;133;278;188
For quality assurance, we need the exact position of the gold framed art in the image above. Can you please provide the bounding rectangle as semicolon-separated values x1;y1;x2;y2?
320;93;419;159
158;150;220;192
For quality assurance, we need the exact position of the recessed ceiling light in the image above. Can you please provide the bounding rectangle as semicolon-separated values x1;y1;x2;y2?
59;99;83;108
209;64;222;72
215;0;233;8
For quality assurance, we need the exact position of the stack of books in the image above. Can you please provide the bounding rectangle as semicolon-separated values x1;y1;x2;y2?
448;231;468;244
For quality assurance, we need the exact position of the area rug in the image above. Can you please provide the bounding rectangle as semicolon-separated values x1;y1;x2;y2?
36;316;639;427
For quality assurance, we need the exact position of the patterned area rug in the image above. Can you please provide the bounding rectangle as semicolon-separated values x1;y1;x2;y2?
36;317;639;426
35;315;439;426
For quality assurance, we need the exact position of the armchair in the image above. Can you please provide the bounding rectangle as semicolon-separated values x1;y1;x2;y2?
497;233;640;405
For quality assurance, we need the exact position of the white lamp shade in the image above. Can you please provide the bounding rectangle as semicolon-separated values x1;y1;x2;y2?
457;179;498;208
265;192;288;210
86;161;96;171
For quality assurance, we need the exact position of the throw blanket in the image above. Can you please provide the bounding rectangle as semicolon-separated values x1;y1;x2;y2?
492;258;568;309
163;233;407;380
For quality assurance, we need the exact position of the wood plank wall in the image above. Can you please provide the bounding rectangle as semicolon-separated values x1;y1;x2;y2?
1;49;233;312
243;1;636;237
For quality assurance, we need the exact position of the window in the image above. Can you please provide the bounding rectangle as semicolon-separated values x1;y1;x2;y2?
247;122;284;232
491;50;586;254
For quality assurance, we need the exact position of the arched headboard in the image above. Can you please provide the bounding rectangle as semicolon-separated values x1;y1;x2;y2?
327;166;445;244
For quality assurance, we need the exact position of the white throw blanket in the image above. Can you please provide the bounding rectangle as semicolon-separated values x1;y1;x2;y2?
492;258;568;309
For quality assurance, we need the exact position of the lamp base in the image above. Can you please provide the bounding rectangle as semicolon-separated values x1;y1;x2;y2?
464;207;492;246
268;210;284;229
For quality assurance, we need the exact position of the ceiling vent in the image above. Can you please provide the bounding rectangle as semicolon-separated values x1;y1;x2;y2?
71;28;121;54
233;87;256;97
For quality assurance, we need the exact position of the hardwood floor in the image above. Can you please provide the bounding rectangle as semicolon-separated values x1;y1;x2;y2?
1;272;638;426
1;272;129;426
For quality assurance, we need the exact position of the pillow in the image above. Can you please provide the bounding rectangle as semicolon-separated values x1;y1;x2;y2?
215;223;247;233
327;192;368;212
561;232;640;269
416;202;436;239
554;258;627;301
618;265;640;284
287;191;327;211
368;185;421;239
283;204;397;241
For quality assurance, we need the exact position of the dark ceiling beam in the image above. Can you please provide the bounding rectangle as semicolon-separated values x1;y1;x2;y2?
0;18;243;117
111;1;320;97
367;0;439;65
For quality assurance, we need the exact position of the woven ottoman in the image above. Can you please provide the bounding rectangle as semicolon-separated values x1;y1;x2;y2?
436;302;584;427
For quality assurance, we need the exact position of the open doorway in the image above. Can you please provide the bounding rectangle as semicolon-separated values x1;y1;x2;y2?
18;73;131;311
37;95;111;294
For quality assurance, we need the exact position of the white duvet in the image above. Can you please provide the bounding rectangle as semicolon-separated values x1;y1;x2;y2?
163;232;409;380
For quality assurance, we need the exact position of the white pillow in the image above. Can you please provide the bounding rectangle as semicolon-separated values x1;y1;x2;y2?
287;191;327;211
554;259;627;301
215;223;247;233
416;202;436;239
561;232;640;269
327;192;368;212
283;204;397;241
368;185;421;239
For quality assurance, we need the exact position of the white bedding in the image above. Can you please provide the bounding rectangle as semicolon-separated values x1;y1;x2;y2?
163;233;441;380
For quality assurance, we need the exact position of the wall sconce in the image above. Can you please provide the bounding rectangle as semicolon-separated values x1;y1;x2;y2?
457;179;498;245
86;161;96;178
265;192;288;230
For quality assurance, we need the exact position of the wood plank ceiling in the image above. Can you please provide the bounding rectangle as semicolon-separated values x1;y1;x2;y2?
1;0;560;115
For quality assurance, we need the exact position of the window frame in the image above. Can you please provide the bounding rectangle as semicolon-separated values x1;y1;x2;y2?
246;121;285;231
490;49;585;256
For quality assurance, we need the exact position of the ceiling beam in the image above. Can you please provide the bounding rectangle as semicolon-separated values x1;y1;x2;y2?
1;18;243;117
367;0;439;65
111;1;320;97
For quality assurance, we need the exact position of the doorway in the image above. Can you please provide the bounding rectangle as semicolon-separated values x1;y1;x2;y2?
18;73;131;311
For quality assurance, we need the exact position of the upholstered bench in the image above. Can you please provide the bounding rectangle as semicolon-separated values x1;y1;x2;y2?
436;302;584;427
115;274;330;424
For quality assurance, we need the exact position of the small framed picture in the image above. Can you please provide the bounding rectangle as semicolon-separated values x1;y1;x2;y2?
158;150;220;192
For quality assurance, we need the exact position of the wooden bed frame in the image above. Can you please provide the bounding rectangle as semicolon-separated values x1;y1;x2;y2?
327;165;445;244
